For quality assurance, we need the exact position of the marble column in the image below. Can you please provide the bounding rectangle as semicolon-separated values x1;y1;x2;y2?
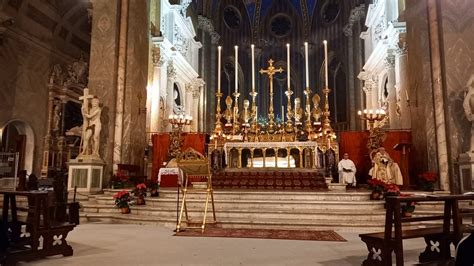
87;0;121;178
150;45;163;133
87;0;149;179
192;86;200;132
185;82;193;119
395;45;411;129
427;0;449;191
385;55;399;129
166;61;177;131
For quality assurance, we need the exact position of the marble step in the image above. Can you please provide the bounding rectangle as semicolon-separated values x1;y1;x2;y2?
103;189;372;201
81;204;389;221
80;212;450;233
92;197;386;211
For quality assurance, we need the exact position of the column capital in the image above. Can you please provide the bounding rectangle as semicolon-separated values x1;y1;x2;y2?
152;45;165;66
384;55;395;69
167;61;177;80
395;42;408;56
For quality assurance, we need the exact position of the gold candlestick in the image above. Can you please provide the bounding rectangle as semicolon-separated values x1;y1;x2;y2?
233;92;241;135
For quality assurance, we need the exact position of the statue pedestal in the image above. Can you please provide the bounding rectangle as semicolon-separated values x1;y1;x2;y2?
68;157;105;192
458;152;474;193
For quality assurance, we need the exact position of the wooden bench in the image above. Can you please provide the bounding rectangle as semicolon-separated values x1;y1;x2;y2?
0;190;76;264
359;194;474;266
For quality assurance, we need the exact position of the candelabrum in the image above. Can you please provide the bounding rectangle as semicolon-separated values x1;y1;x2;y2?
357;108;387;130
168;114;192;159
358;108;387;152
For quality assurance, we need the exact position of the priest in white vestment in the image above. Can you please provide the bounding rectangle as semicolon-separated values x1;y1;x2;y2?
338;153;357;186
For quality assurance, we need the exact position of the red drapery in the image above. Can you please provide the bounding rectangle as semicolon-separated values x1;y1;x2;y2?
151;133;207;181
339;130;412;185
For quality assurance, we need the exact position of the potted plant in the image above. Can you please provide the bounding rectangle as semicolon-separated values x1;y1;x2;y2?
384;183;401;197
147;179;160;197
418;172;437;191
132;183;147;205
113;190;133;214
367;179;386;200
401;201;417;217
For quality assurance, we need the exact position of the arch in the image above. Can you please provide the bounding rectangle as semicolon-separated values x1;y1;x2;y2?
0;119;35;175
378;71;389;107
173;82;185;114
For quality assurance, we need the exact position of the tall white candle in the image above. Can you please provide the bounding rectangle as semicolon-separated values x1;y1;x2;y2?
234;45;238;93
286;43;291;89
281;106;285;122
218;46;222;94
251;44;255;92
304;42;309;88
324;40;328;89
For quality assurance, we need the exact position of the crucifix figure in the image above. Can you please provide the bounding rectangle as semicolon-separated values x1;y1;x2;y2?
259;59;283;133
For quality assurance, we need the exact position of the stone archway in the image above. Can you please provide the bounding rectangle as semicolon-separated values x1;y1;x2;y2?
0;120;35;174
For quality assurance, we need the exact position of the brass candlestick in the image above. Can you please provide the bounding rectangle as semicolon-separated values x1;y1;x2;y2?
285;88;294;132
232;92;241;135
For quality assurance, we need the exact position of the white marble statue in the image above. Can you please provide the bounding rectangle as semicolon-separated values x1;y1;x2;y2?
79;89;102;159
464;75;474;153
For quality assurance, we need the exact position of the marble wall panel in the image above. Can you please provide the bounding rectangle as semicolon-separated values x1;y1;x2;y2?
438;0;474;190
122;0;149;168
0;33;68;174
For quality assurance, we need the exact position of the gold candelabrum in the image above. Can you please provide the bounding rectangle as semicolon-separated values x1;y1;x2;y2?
357;108;387;130
211;58;335;149
358;108;387;152
168;114;192;159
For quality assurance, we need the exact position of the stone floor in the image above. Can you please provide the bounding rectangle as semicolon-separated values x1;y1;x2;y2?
20;223;435;266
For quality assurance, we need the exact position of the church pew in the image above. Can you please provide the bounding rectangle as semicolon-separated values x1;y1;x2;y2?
359;194;474;266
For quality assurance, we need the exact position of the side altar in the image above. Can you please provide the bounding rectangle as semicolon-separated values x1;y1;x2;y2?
209;43;339;188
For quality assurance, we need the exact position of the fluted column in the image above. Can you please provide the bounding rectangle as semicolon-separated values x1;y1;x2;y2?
385;55;399;129
185;83;193;132
395;45;411;129
166;61;177;132
150;44;164;133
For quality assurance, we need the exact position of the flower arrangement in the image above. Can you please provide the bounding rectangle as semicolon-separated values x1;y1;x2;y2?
147;179;160;197
111;170;131;189
113;190;133;213
133;183;147;197
132;183;147;205
401;201;417;217
418;171;437;191
367;179;400;200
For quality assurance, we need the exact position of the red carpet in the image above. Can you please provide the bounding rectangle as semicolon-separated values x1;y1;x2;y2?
175;227;346;242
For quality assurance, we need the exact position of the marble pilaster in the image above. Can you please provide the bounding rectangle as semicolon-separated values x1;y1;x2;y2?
385;55;399;129
427;0;449;191
395;45;411;129
87;0;121;178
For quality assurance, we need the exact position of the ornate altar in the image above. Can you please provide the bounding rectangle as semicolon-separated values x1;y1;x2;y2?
209;42;339;180
41;54;89;177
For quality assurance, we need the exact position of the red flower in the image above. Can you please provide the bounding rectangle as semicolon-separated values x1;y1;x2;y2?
113;190;130;199
419;172;437;183
136;183;147;190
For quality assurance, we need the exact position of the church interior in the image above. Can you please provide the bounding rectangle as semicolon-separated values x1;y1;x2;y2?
1;0;474;265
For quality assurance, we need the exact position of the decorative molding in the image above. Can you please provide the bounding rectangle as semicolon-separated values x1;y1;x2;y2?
343;5;366;37
151;46;165;66
167;61;177;80
395;42;408;56
384;55;395;69
198;15;220;44
173;24;190;57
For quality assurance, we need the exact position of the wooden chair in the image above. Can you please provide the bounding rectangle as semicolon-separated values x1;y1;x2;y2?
176;148;216;233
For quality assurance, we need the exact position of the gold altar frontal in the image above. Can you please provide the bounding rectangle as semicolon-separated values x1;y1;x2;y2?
223;141;321;169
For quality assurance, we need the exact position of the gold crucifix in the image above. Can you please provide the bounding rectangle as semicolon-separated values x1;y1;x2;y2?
259;59;284;130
